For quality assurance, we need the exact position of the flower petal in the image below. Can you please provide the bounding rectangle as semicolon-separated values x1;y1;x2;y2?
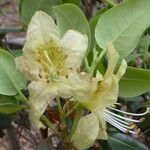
28;79;75;127
116;59;127;80
105;42;119;76
95;112;107;139
28;81;58;128
25;11;59;53
72;113;99;150
60;30;88;70
15;56;40;81
84;44;120;110
67;73;98;103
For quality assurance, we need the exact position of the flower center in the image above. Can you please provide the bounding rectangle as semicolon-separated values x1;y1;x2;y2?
36;41;67;80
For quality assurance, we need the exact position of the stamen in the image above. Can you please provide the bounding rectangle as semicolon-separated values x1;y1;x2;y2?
105;114;135;129
105;116;139;135
111;105;117;108
114;103;122;106
44;51;54;66
139;118;145;122
106;113;133;125
104;109;142;123
136;128;141;134
107;107;149;116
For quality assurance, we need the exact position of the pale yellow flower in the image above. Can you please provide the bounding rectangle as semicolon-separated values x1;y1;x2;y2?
15;11;97;127
71;44;127;150
72;44;149;150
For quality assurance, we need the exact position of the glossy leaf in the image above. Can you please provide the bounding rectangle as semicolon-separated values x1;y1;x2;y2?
20;0;61;27
95;0;150;57
108;133;148;150
89;7;108;50
0;103;22;113
19;0;23;15
0;49;26;96
125;54;142;63
119;67;150;97
53;4;91;49
62;0;80;5
0;95;17;103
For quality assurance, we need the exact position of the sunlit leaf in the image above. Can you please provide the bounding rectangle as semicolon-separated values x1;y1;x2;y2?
0;49;26;96
95;0;150;57
108;133;149;150
53;4;91;50
119;67;150;97
62;0;80;5
19;0;61;27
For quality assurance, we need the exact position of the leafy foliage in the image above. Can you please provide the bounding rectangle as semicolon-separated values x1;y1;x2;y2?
53;4;91;49
119;67;150;97
0;49;26;96
108;133;149;150
95;0;150;57
19;0;61;27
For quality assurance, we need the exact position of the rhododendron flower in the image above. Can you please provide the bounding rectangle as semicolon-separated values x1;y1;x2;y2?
71;44;148;150
71;44;138;150
15;11;98;127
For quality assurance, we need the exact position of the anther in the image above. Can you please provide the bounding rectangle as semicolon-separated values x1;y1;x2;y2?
136;128;141;134
139;117;145;122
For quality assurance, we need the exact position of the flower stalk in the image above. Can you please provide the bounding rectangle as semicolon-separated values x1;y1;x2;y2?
69;104;83;140
85;48;106;75
103;0;117;7
56;96;66;124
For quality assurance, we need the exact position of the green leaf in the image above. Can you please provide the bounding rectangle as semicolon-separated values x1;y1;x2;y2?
0;95;17;103
20;0;61;27
119;67;150;97
53;4;91;48
0;103;22;113
95;0;150;57
62;0;80;5
0;94;23;114
0;49;26;96
108;133;148;150
18;0;23;15
89;7;108;50
125;54;142;63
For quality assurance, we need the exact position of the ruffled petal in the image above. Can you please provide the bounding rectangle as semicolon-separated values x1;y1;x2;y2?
84;43;125;111
95;112;107;139
60;30;88;70
66;73;98;103
28;81;58;128
72;113;99;150
105;42;119;76
116;59;127;80
28;79;75;127
94;43;121;108
24;11;59;54
15;56;40;81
